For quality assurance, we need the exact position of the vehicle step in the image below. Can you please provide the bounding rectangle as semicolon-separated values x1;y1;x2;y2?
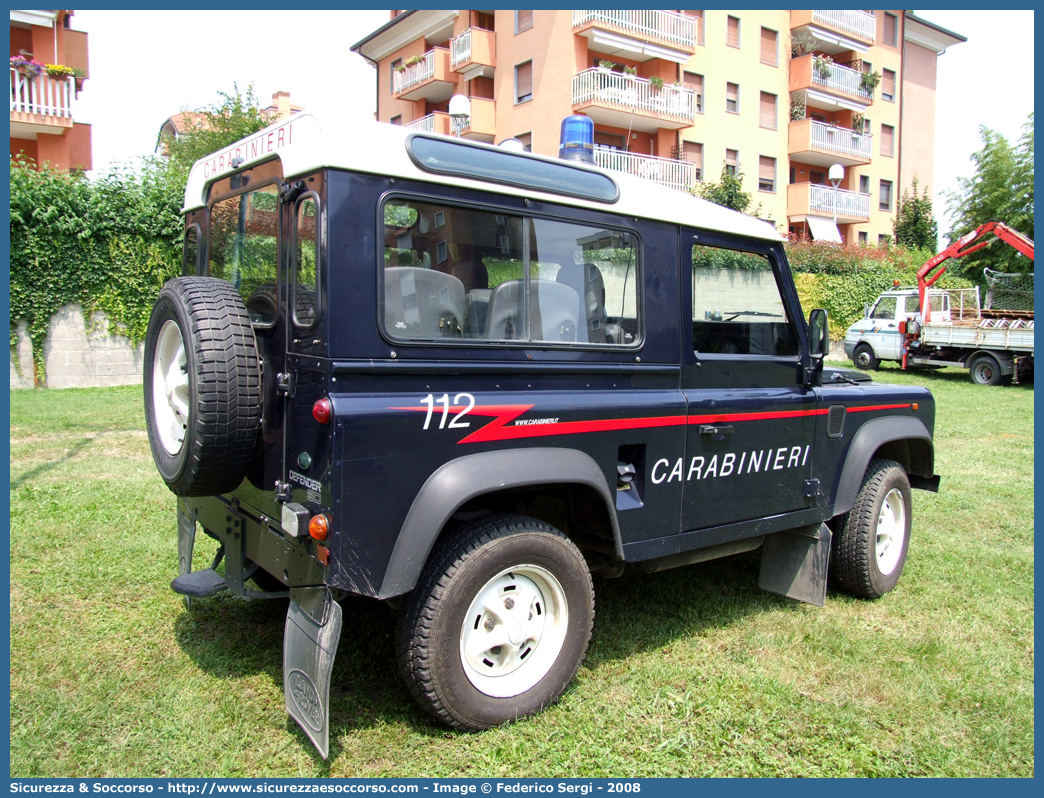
171;568;228;597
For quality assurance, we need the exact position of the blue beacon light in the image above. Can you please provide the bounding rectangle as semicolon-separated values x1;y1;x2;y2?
559;115;594;163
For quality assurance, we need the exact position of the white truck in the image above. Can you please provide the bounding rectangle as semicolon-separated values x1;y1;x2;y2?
844;285;1034;384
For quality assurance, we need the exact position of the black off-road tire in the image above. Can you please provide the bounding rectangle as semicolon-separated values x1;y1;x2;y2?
968;354;1006;386
396;514;595;730
829;459;912;600
144;277;261;496
853;343;880;371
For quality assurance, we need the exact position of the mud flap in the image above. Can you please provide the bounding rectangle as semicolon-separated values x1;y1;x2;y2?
758;523;832;607
177;500;196;611
284;586;342;759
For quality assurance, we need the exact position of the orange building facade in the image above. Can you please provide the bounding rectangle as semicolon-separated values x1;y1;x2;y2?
352;10;963;245
10;9;92;171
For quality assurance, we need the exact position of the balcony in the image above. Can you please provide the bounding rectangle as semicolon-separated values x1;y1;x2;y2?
789;119;871;167
401;98;496;143
788;182;871;223
450;28;495;81
573;10;697;61
10;69;76;137
790;54;872;111
791;10;876;52
572;69;696;132
594;149;696;193
393;48;455;103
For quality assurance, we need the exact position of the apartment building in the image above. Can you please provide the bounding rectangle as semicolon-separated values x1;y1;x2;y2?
352;10;963;245
10;9;92;171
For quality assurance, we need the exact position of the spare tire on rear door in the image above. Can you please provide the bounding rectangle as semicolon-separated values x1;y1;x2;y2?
144;276;261;496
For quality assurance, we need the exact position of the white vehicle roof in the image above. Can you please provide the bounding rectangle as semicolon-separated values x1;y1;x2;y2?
183;112;783;243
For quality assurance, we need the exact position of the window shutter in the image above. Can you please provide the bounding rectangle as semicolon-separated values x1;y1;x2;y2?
516;10;533;33
515;61;533;102
726;82;739;112
759;156;775;191
760;28;777;65
881;124;894;156
684;141;703;180
727;16;740;47
759;92;776;129
882;69;896;99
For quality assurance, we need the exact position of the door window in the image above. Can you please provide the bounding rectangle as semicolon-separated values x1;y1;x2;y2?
691;243;797;356
871;296;897;320
293;195;319;328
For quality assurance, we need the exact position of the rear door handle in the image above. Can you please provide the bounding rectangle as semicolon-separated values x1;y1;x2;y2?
699;424;734;435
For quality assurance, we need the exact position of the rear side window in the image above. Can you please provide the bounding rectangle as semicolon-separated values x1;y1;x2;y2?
183;224;200;274
381;198;639;346
208;183;280;326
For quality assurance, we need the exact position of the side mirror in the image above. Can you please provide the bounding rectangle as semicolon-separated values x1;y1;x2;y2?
804;308;829;386
863;303;871;318
809;308;829;358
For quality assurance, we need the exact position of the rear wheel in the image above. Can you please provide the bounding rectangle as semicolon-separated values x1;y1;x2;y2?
830;459;911;599
853;343;879;370
144;277;261;496
396;514;594;729
968;354;1006;386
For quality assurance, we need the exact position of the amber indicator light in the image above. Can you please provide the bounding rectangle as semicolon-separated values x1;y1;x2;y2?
312;398;332;424
309;514;330;541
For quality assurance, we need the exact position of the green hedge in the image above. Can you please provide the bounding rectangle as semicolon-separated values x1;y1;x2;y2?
9;158;183;384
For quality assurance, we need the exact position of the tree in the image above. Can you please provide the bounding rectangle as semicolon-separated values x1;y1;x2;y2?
892;177;938;251
695;164;760;216
153;83;270;182
944;113;1034;277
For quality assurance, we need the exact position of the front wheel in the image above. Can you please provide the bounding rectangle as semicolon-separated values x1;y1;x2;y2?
396;515;594;729
853;343;880;371
829;459;911;599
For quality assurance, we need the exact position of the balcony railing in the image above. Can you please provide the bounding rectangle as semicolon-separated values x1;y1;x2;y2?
594;149;696;193
450;29;473;67
813;60;873;101
809;184;871;219
403;114;435;134
572;68;696;121
10;68;75;119
572;9;696;50
810;120;872;160
394;51;436;94
812;10;876;43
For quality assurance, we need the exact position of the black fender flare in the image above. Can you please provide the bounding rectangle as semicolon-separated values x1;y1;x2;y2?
832;416;935;517
377;448;620;598
965;349;1014;376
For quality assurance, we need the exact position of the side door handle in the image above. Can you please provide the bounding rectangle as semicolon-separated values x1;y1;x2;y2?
698;424;734;435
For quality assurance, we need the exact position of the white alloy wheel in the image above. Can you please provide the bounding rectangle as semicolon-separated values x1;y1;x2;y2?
459;565;569;698
875;487;906;575
152;319;190;455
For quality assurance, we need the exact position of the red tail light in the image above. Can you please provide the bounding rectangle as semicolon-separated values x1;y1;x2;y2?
312;398;332;424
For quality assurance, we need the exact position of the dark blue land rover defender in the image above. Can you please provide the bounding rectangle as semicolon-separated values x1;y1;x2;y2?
144;115;940;757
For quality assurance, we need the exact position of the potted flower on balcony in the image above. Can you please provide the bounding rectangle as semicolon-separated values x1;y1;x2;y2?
649;76;665;91
813;55;833;80
852;112;866;134
10;55;44;80
859;70;881;96
597;60;616;72
404;55;424;68
623;65;637;76
45;63;75;81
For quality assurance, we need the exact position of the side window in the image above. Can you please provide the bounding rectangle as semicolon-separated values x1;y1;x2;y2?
183;224;200;274
381;198;639;346
293;195;319;328
691;243;797;356
208;184;280;326
871;296;897;320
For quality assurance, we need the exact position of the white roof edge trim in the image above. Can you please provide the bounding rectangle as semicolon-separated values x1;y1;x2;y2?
182;115;782;244
10;9;58;27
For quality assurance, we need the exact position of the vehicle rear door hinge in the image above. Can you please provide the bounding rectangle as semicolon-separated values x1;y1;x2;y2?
276;371;294;397
802;478;821;499
275;480;292;502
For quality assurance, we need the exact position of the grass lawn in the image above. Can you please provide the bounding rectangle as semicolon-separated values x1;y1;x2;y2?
9;364;1034;777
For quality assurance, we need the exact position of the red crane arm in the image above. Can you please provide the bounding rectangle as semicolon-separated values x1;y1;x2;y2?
917;222;1035;321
